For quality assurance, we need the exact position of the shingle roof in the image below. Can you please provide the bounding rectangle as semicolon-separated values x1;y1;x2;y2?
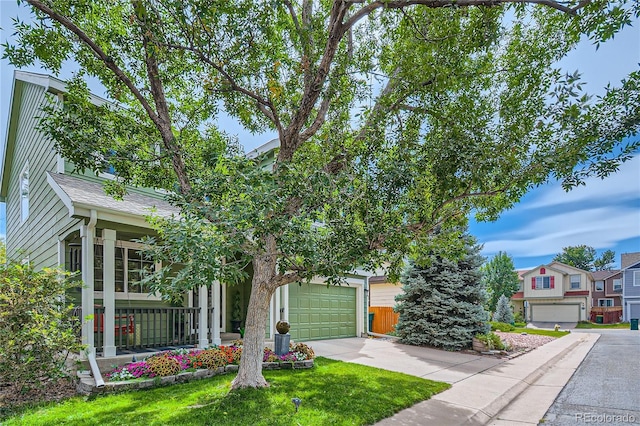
591;270;620;280
48;172;178;219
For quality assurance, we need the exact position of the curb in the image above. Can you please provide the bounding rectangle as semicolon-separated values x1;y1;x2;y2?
468;333;597;424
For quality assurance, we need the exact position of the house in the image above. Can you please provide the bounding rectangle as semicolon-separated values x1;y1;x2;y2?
589;269;623;323
621;252;640;322
510;269;529;320
367;275;401;334
520;261;592;323
0;71;369;359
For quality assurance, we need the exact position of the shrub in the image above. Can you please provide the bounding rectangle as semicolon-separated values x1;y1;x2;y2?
474;332;505;350
290;342;315;360
0;263;84;392
489;321;515;332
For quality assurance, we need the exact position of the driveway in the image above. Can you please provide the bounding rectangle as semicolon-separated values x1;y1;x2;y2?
542;329;640;425
306;337;504;384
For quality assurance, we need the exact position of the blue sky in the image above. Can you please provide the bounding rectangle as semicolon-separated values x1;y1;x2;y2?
1;1;638;269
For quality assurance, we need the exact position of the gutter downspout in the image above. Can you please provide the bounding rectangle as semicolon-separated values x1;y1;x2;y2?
87;352;105;388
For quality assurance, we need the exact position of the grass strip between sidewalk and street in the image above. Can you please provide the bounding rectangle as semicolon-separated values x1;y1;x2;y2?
575;321;630;329
1;357;450;426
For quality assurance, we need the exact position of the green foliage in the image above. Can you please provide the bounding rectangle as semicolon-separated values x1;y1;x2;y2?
553;245;616;271
395;227;489;351
474;332;505;350
490;321;515;332
6;0;640;387
0;240;5;265
492;294;515;324
0;357;450;426
481;251;520;313
0;262;84;393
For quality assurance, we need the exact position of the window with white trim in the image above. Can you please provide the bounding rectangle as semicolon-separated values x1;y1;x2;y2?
594;280;604;291
535;276;551;289
92;243;155;294
19;163;29;222
597;298;614;307
613;279;622;291
634;271;640;287
570;274;581;289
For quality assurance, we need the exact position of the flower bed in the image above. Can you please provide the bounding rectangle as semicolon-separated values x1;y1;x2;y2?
77;341;315;395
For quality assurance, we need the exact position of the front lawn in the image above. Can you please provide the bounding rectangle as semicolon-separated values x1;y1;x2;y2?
575;321;630;329
510;328;569;338
1;357;449;425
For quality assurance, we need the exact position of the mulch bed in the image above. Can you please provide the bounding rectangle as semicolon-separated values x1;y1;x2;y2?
0;377;78;414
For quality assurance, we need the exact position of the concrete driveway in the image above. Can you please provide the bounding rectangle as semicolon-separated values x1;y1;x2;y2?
306;337;504;384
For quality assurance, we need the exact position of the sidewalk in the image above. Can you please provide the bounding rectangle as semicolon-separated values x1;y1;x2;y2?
374;332;599;425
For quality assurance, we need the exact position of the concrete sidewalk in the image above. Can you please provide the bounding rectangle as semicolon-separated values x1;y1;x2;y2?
308;332;599;425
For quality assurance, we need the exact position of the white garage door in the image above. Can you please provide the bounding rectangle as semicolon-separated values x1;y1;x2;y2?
629;303;640;320
531;304;580;322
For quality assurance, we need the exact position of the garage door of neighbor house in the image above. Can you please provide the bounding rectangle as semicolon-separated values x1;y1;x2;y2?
531;304;580;322
629;303;640;320
288;283;357;341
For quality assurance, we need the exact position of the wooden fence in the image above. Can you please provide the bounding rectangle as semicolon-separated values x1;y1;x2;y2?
369;306;399;334
590;306;623;324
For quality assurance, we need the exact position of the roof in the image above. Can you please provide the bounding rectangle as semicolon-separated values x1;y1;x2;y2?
1;71;109;200
48;172;178;226
246;138;279;159
591;270;620;280
369;275;390;284
516;269;529;280
511;291;524;300
564;290;590;297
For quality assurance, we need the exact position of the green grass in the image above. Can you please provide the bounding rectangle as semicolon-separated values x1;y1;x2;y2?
1;357;449;426
575;321;630;329
509;328;570;338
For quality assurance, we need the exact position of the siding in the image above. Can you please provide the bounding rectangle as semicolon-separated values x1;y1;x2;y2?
369;282;403;307
5;81;80;269
623;268;640;297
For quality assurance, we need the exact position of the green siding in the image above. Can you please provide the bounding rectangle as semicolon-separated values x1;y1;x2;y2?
5;81;80;269
288;283;357;341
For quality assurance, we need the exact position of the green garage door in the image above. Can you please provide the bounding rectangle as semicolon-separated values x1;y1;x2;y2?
289;283;357;341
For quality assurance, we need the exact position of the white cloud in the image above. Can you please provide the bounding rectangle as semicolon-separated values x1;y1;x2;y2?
526;154;640;209
482;206;640;258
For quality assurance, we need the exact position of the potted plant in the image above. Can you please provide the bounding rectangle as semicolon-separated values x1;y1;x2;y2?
231;291;242;333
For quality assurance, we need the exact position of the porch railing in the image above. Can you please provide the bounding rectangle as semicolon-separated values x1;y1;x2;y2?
94;306;215;353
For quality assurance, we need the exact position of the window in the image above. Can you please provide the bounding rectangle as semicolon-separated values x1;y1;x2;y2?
634;271;640;287
598;299;614;307
19;163;29;222
570;275;581;289
594;280;604;291
535;276;552;289
93;244;154;294
613;279;622;292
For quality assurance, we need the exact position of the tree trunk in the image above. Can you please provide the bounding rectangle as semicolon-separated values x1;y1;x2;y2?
231;254;276;389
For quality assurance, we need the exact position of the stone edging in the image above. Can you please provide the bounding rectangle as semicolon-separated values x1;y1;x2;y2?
77;360;314;395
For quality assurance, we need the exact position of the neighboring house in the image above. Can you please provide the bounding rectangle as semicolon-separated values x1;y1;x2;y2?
521;261;592;323
0;71;368;359
590;270;623;323
510;269;529;320
367;275;401;334
621;252;640;322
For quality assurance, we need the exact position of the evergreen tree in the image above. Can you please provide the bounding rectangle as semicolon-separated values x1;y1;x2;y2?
395;229;489;351
481;251;520;313
493;294;515;324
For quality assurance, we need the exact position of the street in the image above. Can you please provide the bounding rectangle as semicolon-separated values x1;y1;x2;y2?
542;330;640;425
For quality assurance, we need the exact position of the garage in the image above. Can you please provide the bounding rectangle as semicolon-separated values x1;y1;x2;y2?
628;303;640;321
531;304;580;322
288;283;357;341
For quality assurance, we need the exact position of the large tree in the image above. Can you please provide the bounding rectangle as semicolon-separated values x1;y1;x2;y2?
482;251;520;313
394;228;488;350
5;0;640;388
553;245;616;271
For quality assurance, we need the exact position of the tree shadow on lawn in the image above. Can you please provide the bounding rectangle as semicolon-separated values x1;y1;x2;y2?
164;357;450;426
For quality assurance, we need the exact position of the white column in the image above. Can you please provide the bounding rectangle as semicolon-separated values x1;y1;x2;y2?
269;292;275;339
80;225;95;358
221;283;227;332
211;281;221;345
283;284;289;322
275;286;281;323
102;229;116;357
198;285;209;348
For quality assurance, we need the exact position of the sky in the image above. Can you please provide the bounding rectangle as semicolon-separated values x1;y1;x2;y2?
0;1;639;270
